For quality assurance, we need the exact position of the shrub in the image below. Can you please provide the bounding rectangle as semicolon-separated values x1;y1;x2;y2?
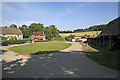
51;36;66;41
22;38;32;42
81;36;86;38
34;40;50;42
69;35;75;38
8;37;18;44
0;36;7;40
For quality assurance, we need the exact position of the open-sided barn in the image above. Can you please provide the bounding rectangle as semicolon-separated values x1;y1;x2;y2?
87;17;120;50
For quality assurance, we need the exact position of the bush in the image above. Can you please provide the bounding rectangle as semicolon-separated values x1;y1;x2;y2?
22;38;32;42
81;36;86;38
69;35;75;38
34;40;50;42
51;36;66;41
0;36;7;40
8;37;18;44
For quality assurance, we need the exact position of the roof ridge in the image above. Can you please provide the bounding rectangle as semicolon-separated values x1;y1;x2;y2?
0;27;19;29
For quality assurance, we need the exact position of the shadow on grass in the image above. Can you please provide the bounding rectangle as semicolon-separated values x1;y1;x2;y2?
85;44;119;70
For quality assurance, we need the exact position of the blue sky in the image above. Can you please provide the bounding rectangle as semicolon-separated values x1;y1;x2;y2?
2;2;118;31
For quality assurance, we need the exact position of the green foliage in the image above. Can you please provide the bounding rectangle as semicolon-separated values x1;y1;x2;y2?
9;24;17;28
34;40;50;42
8;37;18;44
81;36;86;38
51;36;66;41
44;25;59;40
22;38;32;42
44;27;52;40
29;23;44;36
59;24;107;33
83;24;107;32
73;29;84;32
59;30;73;33
0;36;7;40
19;25;29;38
17;23;60;40
69;34;75;38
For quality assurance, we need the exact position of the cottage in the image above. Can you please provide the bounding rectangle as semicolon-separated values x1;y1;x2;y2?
0;27;23;40
29;32;46;41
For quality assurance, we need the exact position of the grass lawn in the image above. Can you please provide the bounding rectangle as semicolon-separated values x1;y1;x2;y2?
8;42;71;54
59;31;101;37
81;43;119;70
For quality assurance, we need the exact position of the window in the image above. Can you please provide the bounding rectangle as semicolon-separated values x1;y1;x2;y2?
17;35;19;37
2;34;6;37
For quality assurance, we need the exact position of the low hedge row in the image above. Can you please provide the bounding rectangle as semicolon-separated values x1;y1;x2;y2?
34;40;50;42
2;38;32;44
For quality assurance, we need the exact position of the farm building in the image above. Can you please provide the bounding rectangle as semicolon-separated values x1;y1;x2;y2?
87;17;120;50
0;27;23;40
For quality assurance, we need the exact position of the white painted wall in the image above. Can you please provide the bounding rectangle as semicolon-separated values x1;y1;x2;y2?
72;38;87;42
72;39;76;42
79;38;87;42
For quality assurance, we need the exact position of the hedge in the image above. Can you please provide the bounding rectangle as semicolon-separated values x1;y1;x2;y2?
34;40;50;42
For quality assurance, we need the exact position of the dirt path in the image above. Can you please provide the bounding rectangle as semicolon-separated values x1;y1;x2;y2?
61;42;83;52
2;43;31;66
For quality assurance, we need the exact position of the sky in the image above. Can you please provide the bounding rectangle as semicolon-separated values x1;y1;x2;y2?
2;2;118;31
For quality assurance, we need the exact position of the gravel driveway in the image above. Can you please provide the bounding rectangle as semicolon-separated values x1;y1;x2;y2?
2;42;118;78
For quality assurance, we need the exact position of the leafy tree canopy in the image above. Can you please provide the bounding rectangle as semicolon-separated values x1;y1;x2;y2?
9;24;17;28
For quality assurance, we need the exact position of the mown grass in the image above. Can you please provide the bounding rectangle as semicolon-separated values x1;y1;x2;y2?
81;43;119;70
59;31;101;37
8;42;71;54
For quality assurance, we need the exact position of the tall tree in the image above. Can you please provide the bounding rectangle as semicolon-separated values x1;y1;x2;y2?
29;23;44;36
44;25;59;40
19;25;29;38
44;27;52;40
9;24;17;28
49;25;59;37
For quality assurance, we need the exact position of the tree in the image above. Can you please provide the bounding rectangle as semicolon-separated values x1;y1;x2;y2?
59;30;73;33
69;34;75;38
29;23;44;36
49;25;59;37
73;29;84;32
44;27;52;40
44;25;59;40
19;25;29;38
9;24;17;28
